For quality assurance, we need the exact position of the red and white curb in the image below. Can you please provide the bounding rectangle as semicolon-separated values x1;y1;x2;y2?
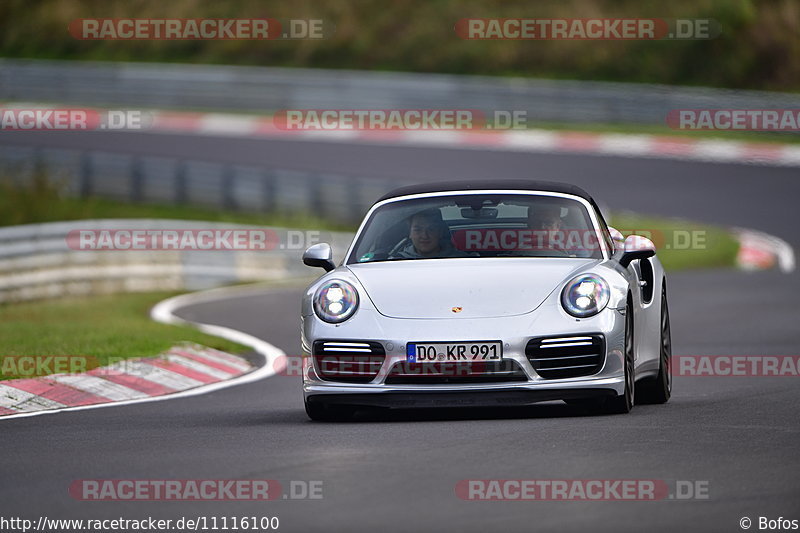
143;110;800;167
0;287;285;420
734;228;796;273
4;103;800;167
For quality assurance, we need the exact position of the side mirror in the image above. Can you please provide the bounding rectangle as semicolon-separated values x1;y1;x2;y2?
608;227;625;252
303;243;335;272
618;235;655;268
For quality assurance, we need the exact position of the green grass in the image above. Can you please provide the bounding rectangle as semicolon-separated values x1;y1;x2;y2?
0;174;354;231
0;213;737;381
610;213;740;271
0;173;739;272
0;191;737;381
1;0;798;91
0;291;249;381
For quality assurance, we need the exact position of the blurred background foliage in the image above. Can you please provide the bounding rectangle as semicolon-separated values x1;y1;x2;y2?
0;0;797;90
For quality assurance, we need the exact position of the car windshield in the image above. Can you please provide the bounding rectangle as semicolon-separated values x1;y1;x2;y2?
347;193;604;264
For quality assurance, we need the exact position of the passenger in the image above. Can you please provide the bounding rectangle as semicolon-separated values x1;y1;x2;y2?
527;206;567;253
528;206;564;232
391;209;472;259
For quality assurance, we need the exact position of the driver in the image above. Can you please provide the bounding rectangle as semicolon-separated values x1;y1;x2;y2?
528;206;563;232
527;205;566;252
391;209;472;259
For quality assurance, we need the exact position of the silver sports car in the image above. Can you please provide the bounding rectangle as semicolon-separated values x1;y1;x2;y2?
300;180;671;420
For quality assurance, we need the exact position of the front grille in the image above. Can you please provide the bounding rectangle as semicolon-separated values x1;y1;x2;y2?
526;335;605;379
385;360;527;384
312;340;386;383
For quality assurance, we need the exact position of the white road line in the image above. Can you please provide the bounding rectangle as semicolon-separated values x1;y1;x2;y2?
199;114;259;136
165;354;234;380
504;130;559;150
692;140;746;162
598;135;654;156
108;360;204;390
0;285;284;421
175;345;252;372
0;384;66;412
50;374;149;401
401;130;466;145
734;228;796;273
779;145;800;166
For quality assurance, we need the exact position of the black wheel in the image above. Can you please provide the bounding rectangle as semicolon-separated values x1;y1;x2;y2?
305;399;354;422
602;298;635;414
636;285;672;404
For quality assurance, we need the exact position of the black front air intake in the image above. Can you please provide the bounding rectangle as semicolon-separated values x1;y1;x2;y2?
526;335;605;379
312;340;386;383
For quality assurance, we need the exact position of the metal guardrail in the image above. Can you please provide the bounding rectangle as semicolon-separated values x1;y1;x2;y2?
0;59;797;228
2;59;800;126
0;144;395;224
0;219;354;303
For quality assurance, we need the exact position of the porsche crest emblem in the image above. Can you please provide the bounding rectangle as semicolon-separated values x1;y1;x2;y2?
451;307;463;313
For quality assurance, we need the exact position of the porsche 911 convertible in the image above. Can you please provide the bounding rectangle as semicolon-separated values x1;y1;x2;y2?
300;180;671;420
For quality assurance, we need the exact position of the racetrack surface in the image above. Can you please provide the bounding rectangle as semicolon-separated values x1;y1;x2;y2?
2;130;800;244
0;132;798;532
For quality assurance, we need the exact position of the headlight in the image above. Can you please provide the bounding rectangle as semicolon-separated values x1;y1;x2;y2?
561;274;610;318
313;280;359;323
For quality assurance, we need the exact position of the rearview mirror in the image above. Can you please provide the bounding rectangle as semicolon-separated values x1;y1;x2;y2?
608;226;625;252
303;243;335;272
618;235;655;268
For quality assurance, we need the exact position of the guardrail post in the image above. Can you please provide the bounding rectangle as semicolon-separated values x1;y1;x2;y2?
79;152;93;197
347;177;361;224
262;170;276;213
32;147;45;178
222;164;237;210
309;173;324;218
174;160;187;204
130;156;143;202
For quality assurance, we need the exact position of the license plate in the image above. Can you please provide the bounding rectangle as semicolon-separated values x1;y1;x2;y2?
407;341;502;363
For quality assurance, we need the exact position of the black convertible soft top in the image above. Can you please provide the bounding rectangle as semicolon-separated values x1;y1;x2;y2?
376;179;595;205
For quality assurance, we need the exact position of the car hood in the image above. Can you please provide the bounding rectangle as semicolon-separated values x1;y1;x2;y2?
347;258;599;319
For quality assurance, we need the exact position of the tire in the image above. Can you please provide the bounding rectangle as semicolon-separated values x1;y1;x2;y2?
636;285;672;404
602;298;635;414
305;400;355;422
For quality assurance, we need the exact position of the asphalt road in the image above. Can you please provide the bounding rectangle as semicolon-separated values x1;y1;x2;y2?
1;130;799;245
0;132;798;532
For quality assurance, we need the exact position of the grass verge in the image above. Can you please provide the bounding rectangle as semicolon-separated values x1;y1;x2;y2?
0;291;249;381
0;175;740;272
0;174;354;231
610;212;740;272
0;202;737;381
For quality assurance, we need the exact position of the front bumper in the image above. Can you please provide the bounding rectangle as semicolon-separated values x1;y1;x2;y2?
302;303;627;408
305;382;621;409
